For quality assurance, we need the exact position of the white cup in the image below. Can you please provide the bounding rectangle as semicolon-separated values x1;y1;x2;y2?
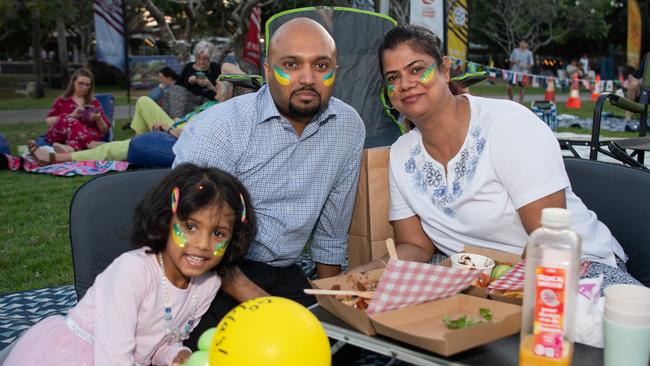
450;253;495;286
604;284;650;314
604;305;650;327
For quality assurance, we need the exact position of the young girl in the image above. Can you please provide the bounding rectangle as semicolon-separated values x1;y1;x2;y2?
4;163;257;366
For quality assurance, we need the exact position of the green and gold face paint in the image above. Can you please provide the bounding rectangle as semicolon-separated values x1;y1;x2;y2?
386;84;396;97
419;65;437;84
172;223;188;248
213;239;229;257
323;70;336;87
273;65;290;86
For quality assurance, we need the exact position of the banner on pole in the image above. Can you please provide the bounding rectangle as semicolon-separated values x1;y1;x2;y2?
410;0;445;42
242;6;262;71
627;0;641;68
446;0;468;73
93;0;126;71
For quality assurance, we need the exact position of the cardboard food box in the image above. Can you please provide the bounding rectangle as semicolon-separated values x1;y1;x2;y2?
309;268;385;335
370;294;522;356
347;147;394;268
440;245;521;299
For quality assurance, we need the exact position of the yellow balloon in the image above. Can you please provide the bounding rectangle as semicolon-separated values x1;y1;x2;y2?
208;296;330;366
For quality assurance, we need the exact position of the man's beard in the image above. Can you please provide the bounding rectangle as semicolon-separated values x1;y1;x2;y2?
288;86;322;118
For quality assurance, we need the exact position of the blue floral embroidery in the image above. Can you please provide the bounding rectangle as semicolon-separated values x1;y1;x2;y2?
403;125;487;217
405;158;416;174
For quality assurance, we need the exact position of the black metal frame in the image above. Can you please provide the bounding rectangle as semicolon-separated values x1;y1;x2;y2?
588;55;649;167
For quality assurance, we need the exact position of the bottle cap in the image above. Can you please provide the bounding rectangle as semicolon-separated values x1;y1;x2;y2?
540;208;571;229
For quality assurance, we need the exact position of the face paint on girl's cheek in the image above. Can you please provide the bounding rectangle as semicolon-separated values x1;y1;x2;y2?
419;65;437;84
323;70;335;87
213;239;229;257
386;84;396;97
172;223;188;248
273;66;290;86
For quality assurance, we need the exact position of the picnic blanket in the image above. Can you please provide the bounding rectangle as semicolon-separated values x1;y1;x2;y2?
2;153;129;176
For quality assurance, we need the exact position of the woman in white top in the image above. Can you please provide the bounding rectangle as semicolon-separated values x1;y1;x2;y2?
352;25;640;289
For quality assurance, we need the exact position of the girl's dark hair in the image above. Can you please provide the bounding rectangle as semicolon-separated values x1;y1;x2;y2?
131;163;257;278
160;66;179;81
378;24;462;95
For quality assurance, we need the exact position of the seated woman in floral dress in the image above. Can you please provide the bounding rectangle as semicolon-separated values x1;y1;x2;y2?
37;68;110;153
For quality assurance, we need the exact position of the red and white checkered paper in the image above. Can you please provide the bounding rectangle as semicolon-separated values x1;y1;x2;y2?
488;260;590;291
366;259;477;315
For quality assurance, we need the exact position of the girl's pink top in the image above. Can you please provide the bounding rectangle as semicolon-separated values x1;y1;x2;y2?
68;247;221;365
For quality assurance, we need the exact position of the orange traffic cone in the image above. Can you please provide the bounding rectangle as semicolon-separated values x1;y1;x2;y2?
591;74;602;102
544;78;556;102
566;73;581;109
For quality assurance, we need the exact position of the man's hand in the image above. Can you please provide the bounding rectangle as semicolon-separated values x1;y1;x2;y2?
172;350;191;366
152;123;166;132
221;266;269;302
316;263;341;278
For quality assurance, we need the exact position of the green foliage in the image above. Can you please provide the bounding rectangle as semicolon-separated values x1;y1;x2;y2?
471;0;614;54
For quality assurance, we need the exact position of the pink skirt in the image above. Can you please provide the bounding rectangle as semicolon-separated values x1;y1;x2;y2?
4;315;93;366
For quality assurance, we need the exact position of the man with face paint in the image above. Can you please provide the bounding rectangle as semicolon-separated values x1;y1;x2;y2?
172;17;365;349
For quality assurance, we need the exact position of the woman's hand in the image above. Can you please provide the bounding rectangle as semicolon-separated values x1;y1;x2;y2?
71;105;84;118
188;75;197;84
90;111;101;123
197;77;213;90
151;123;166;132
172;350;191;366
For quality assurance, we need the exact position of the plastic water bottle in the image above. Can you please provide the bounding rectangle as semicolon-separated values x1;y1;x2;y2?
519;208;581;366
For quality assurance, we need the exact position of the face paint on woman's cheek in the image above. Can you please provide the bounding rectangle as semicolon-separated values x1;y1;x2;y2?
419;65;437;84
171;223;188;248
213;239;229;257
323;70;335;87
273;66;290;86
386;84;396;97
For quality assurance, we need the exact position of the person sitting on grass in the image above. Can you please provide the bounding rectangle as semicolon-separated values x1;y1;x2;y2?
37;68;111;154
29;76;261;166
3;164;256;366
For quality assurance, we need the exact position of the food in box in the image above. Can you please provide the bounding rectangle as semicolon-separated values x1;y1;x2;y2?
370;294;522;356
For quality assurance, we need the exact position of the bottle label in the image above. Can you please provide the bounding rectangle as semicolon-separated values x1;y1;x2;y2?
532;266;566;359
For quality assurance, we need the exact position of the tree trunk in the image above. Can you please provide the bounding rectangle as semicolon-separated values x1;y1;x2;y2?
79;0;89;67
56;16;70;86
31;4;45;98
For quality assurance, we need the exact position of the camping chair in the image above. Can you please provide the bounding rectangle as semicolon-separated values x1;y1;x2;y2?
266;7;401;148
586;53;649;168
564;158;650;287
69;169;170;300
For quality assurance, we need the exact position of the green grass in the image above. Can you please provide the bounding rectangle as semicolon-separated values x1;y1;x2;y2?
0;120;132;294
0;87;148;111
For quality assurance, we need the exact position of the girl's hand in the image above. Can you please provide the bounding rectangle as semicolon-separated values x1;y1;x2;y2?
172;350;191;366
188;75;197;84
90;112;101;122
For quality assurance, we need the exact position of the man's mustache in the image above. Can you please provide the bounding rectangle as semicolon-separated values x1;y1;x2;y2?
291;85;320;97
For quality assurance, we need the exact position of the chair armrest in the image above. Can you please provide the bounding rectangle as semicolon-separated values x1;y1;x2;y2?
608;94;645;114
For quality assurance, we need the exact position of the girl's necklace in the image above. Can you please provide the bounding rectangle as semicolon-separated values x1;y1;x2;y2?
157;253;199;344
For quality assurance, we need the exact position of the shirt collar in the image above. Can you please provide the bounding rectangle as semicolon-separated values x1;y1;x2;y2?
258;84;337;126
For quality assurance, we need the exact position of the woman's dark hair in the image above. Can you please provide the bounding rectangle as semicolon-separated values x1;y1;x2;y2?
378;24;463;95
160;67;179;81
131;163;257;277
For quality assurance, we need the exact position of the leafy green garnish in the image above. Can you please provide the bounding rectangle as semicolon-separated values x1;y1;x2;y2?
443;308;493;329
479;308;492;321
